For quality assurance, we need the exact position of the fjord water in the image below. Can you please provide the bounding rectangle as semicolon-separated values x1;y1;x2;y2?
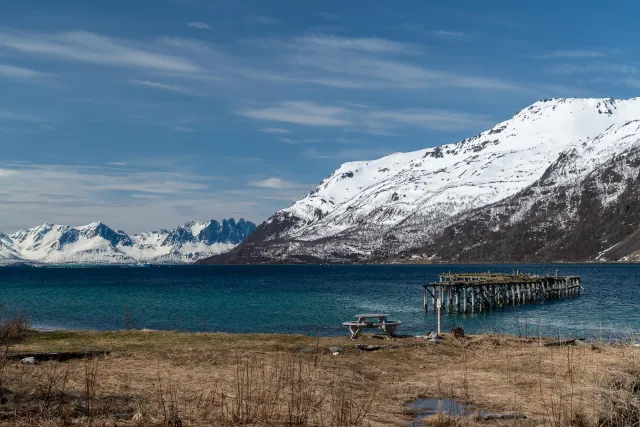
0;264;638;339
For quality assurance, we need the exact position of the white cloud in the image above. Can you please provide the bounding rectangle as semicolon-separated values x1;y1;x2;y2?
0;169;17;177
0;30;202;73
316;12;340;20
172;126;196;132
248;177;301;189
186;21;210;29
221;156;263;162
303;146;394;161
551;62;637;75
282;45;525;91
240;101;491;133
535;50;608;59
0;111;45;123
0;29;541;97
128;79;196;95
366;110;492;132
259;127;291;134
0;162;235;232
0;63;49;79
431;30;473;41
240;101;350;126
339;101;370;108
0;162;309;233
624;78;640;89
294;34;416;54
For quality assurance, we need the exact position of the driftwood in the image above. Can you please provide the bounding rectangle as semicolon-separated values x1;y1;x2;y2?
483;412;527;420
542;339;577;347
8;350;109;362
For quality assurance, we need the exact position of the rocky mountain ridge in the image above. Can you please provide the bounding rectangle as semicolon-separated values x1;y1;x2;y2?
0;218;256;265
198;97;640;264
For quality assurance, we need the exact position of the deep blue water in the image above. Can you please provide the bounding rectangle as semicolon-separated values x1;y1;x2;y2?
0;264;638;339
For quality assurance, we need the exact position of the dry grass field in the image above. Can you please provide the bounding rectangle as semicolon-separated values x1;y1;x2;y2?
1;319;639;426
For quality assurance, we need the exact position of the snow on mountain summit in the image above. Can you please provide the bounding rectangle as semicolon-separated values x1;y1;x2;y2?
200;97;640;264
1;218;256;265
280;98;640;238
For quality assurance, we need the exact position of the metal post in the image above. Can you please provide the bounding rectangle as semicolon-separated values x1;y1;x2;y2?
437;297;442;336
424;286;428;312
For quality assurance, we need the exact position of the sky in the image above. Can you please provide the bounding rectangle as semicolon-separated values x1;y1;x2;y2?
1;0;639;233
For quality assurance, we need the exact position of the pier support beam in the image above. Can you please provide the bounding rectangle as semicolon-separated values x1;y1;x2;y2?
463;287;467;313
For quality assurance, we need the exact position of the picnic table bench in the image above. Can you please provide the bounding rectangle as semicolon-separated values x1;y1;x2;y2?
342;313;401;339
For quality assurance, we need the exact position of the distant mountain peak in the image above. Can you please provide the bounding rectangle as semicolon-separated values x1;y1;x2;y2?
0;217;256;265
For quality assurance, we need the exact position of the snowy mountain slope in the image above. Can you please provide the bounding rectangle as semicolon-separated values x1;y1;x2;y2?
408;120;640;262
199;97;640;264
1;218;256;265
0;232;21;263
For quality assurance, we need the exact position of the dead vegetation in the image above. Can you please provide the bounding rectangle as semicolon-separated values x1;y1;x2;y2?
0;320;639;426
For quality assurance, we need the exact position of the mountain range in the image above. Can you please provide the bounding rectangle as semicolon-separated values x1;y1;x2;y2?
199;97;640;264
0;218;255;265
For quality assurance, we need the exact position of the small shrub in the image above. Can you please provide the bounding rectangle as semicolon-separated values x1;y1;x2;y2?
595;368;640;427
0;314;29;346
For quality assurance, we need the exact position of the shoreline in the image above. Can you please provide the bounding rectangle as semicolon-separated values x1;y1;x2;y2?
3;260;640;267
24;327;640;346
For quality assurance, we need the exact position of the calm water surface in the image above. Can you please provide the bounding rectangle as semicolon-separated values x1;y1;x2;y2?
0;264;638;339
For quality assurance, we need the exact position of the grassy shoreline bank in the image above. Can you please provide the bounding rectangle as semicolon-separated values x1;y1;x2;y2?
1;328;639;426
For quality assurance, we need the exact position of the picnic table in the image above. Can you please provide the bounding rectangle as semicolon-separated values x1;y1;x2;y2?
342;313;401;339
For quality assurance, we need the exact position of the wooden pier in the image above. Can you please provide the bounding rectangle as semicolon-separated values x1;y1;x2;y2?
422;271;582;313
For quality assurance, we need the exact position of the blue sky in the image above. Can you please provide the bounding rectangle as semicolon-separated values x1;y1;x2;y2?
1;0;639;233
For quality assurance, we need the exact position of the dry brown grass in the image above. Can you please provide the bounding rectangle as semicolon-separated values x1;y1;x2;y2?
0;329;638;426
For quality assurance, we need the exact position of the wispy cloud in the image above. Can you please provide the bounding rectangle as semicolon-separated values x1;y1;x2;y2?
278;137;324;145
624;78;640;89
0;111;46;123
221;156;263;162
316;12;340;20
0;63;50;80
268;36;527;91
0;29;537;97
339;101;371;108
172;126;196;132
186;21;210;29
248;177;301;189
240;101;492;133
366;110;492;132
535;49;608;59
259;127;291;134
128;79;197;95
0;30;202;73
294;34;416;54
240;102;350;127
431;30;473;41
550;62;637;75
303;146;394;161
0;162;270;233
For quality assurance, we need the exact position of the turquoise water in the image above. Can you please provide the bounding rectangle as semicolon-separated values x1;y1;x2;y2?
0;264;638;339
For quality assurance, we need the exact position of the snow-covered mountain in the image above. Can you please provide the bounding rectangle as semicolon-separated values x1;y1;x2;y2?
0;218;256;265
199;97;640;264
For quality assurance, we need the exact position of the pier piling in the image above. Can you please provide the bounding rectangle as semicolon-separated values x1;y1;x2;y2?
422;272;582;313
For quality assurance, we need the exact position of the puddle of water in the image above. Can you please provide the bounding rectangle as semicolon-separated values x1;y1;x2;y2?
407;398;483;426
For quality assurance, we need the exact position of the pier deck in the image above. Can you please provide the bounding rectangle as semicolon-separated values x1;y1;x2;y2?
423;271;582;313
